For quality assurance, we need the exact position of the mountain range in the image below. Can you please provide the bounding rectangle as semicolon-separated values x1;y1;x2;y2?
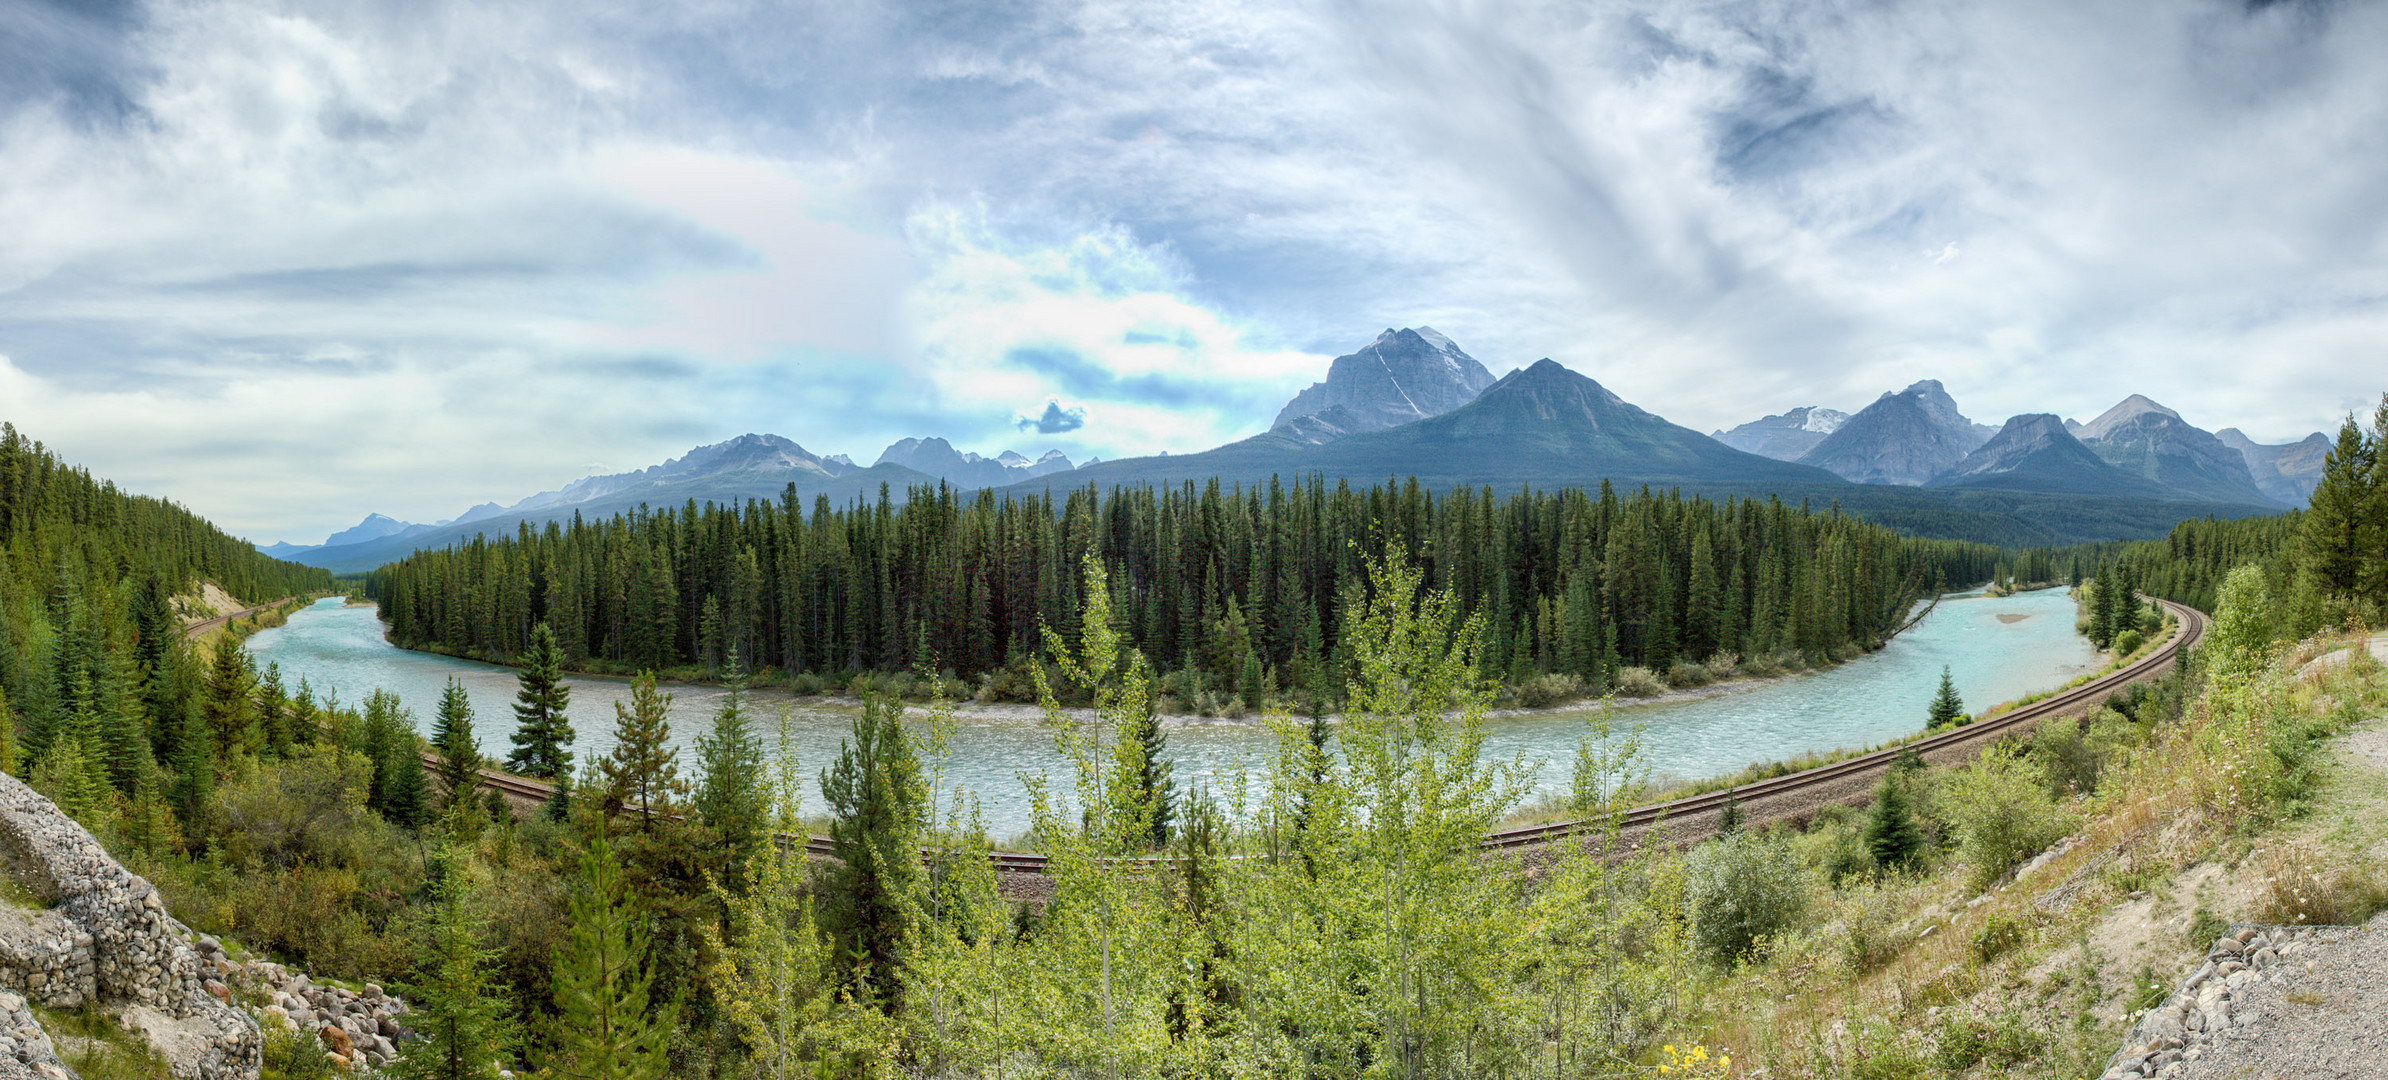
1721;385;2327;511
262;326;2323;573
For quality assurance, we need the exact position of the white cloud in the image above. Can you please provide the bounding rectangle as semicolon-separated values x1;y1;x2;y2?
900;204;1322;455
7;0;2388;542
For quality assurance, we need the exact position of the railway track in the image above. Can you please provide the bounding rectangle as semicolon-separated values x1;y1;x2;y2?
444;597;2205;876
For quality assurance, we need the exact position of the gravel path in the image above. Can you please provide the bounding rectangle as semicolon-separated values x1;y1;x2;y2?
2173;913;2388;1079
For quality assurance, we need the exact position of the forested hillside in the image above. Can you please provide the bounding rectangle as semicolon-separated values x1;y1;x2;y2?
368;477;2002;699
0;422;333;821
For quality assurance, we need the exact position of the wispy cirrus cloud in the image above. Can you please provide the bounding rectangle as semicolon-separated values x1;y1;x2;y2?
4;0;2387;544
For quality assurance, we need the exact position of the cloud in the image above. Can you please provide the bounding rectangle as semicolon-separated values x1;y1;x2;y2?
8;0;2388;543
1015;398;1086;434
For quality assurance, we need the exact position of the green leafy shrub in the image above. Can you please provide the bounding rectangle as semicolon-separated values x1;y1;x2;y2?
1931;1009;2045;1071
1613;666;1668;697
1940;746;2071;889
2112;628;2144;656
1685;831;1808;965
1666;661;1712;688
1514;672;1583;708
1968;910;2030;963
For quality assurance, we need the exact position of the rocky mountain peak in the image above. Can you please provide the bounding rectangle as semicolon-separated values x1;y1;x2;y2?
1269;326;1497;441
2078;394;2185;442
2071;399;2276;506
1797;379;1993;486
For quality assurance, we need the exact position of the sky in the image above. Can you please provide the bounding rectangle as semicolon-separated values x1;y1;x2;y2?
2;0;2385;545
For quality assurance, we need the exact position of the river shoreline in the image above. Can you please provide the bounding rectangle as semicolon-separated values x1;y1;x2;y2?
327;589;2033;730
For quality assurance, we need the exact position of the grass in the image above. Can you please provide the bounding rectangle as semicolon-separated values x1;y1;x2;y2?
1673;624;2386;1079
35;1004;172;1080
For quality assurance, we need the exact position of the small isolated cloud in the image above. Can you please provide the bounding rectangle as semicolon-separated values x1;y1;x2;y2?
1016;398;1087;433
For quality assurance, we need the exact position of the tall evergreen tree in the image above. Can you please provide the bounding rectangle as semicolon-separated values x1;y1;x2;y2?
431;679;483;815
1123;657;1175;849
391;851;514;1080
598;673;680;831
819;694;925;1006
508;622;575;780
547;834;677;1080
360;689;428;828
693;649;769;883
202;640;260;761
1927;665;1966;728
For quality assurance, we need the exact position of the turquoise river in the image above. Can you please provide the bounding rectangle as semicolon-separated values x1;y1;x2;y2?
247;588;2096;837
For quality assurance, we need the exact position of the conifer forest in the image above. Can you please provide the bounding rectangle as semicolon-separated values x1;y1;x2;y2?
367;479;2004;702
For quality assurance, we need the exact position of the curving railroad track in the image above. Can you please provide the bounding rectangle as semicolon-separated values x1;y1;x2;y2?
446;597;2205;876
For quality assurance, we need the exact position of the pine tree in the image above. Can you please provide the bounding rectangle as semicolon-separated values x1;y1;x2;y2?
391;851;514;1080
1927;665;1966;728
509;622;575;780
432;679;483;815
1714;792;1743;835
547;834;677;1080
820;694;924;1006
32;735;115;826
2298;415;2376;598
1864;776;1925;874
1123;660;1175;849
693;649;768;884
598;673;680;831
202;640;260;761
361;689;428;828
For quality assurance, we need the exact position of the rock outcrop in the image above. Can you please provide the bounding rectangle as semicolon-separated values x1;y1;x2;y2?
0;773;259;1080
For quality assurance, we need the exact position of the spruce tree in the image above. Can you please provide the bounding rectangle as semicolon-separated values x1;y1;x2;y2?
202;640;260;761
598;673;680;831
693;649;768;883
391;851;513;1080
1864;776;1925;874
1714;792;1743;835
2298;415;2376;598
820;694;924;1006
547;834;677;1080
1124;659;1175;849
1927;665;1966;728
508;622;575;780
432;679;483;815
361;689;428;828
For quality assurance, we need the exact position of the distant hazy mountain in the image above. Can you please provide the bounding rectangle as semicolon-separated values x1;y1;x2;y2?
1928;414;2173;497
2216;428;2330;505
503;433;857;517
1270;327;1495;441
875;438;1076;487
1797;380;1996;485
2071;395;2279;506
1712;406;1850;461
276;434;934;573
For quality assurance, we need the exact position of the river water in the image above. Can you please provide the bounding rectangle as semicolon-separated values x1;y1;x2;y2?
247;588;2094;837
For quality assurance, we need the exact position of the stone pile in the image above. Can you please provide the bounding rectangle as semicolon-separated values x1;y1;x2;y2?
0;773;260;1080
2100;924;2342;1080
245;958;410;1071
0;991;69;1079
